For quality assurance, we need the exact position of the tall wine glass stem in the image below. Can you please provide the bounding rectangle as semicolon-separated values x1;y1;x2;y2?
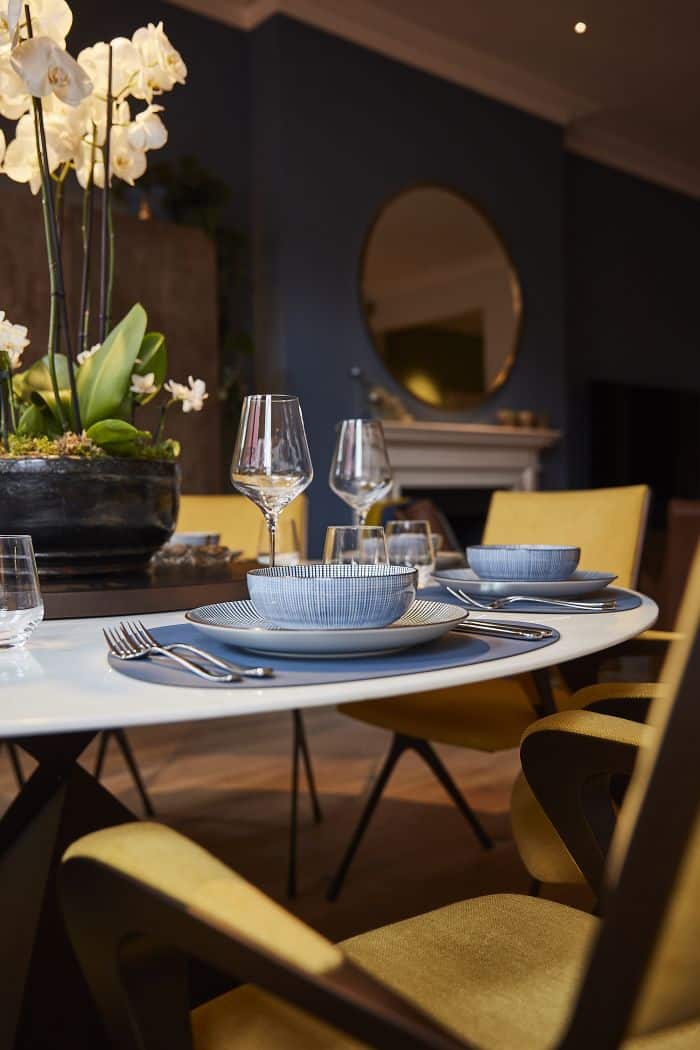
353;508;368;526
266;513;277;567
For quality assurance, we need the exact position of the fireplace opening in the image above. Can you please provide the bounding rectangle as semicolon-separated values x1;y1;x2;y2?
399;487;494;550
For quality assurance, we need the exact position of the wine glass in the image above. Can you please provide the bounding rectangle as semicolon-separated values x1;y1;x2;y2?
329;419;393;525
386;519;436;588
231;395;313;567
323;525;388;566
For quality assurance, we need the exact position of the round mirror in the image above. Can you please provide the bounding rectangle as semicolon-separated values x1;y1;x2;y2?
361;186;522;412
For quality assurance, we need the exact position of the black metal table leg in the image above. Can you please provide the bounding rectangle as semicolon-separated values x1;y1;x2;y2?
0;733;134;1050
294;709;322;823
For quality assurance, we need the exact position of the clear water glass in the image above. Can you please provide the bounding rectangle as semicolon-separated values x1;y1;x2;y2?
386;519;436;588
231;395;313;567
323;525;388;566
329;419;393;525
0;536;44;649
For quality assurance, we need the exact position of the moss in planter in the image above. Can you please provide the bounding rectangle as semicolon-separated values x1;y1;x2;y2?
0;433;180;461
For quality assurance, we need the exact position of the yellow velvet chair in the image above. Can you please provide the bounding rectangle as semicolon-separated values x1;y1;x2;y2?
511;574;687;893
176;493;316;897
59;558;700;1048
177;494;308;560
327;486;650;899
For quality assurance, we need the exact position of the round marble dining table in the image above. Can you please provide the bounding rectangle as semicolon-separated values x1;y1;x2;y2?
0;593;657;737
0;592;657;1049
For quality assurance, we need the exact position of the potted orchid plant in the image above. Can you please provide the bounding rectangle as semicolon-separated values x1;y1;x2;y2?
0;0;210;574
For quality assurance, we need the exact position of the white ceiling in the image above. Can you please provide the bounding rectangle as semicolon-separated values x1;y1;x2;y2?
169;0;700;198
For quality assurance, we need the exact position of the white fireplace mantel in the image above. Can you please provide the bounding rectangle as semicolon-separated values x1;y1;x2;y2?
382;421;560;493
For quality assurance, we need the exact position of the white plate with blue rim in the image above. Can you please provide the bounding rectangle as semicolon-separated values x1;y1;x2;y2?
432;568;617;598
186;599;466;658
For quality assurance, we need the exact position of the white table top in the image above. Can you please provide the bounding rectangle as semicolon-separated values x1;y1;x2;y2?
0;594;657;739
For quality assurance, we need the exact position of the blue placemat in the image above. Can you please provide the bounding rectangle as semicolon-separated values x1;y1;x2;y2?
423;585;641;614
108;621;560;690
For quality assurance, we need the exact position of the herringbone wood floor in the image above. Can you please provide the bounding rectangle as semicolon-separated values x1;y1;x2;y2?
1;707;589;944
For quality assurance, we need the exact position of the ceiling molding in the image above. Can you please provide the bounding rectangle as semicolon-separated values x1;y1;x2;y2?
565;122;700;201
168;0;700;200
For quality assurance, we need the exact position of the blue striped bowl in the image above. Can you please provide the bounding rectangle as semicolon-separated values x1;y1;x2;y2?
467;544;580;581
247;564;418;629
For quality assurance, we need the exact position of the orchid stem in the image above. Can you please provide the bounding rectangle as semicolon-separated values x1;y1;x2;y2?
0;353;11;448
78;126;97;356
25;4;82;434
98;43;114;343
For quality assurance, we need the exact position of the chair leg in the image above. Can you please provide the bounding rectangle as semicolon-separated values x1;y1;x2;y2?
326;733;409;901
93;731;111;779
5;742;25;790
287;714;301;899
113;730;155;818
411;738;493;850
294;709;322;823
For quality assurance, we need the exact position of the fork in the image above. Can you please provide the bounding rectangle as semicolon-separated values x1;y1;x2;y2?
130;620;274;679
446;586;616;612
104;625;240;683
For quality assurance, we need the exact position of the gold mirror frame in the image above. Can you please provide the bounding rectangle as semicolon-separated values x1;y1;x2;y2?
359;185;523;412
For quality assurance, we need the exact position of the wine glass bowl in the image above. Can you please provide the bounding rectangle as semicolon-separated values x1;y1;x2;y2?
329;419;393;525
231;395;313;566
323;525;388;566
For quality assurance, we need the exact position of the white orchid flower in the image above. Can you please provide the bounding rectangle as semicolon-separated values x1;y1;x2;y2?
1;0;71;54
165;376;208;412
11;36;93;106
0;52;30;117
77;342;101;365
108;123;146;185
3;110;61;190
0;310;30;370
127;103;167;151
77;37;141;100
132;22;186;101
129;371;157;396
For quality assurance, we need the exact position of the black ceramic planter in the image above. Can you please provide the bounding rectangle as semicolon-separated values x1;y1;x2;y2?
0;457;180;576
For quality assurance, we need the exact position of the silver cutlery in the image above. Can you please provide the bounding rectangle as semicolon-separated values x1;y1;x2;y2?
446;586;615;612
452;619;555;642
129;620;275;679
104;624;240;683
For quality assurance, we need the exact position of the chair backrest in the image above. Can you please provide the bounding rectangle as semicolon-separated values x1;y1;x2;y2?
563;544;700;1048
483;486;650;588
177;494;308;559
658;498;700;628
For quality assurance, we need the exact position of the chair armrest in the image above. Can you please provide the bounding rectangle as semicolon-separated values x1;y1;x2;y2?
520;711;654;895
559;681;668;719
61;823;468;1050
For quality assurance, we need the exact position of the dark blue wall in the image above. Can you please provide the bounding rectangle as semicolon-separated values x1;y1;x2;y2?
564;154;700;485
64;7;700;554
70;0;250;236
251;17;567;552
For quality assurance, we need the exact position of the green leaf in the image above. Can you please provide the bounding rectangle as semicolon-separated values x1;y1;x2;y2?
86;418;151;456
77;304;148;428
31;388;76;430
13;354;71;402
16;403;61;438
133;332;167;404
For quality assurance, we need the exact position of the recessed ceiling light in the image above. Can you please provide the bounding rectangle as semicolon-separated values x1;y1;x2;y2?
574;21;588;34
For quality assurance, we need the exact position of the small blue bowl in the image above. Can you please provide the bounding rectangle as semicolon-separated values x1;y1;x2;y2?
247;564;417;629
467;544;580;582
